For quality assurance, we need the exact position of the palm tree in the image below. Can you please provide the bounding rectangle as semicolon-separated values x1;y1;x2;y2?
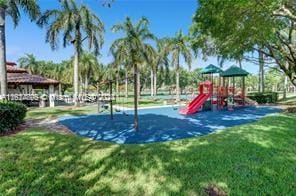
0;0;40;97
169;30;192;101
18;54;40;74
38;0;104;106
111;17;155;131
80;52;100;93
149;38;170;97
110;37;132;98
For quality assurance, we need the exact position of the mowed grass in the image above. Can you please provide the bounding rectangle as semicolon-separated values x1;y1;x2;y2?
25;105;98;120
278;95;296;106
26;98;167;120
114;97;165;108
1;113;295;195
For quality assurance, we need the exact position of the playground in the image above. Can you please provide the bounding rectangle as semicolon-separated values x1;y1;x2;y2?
1;1;296;194
57;64;275;144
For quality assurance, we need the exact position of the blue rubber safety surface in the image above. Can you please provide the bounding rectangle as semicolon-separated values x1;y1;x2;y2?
59;106;281;144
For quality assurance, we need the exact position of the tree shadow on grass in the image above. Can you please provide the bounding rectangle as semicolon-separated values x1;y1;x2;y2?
278;95;296;105
0;114;295;195
26;108;95;120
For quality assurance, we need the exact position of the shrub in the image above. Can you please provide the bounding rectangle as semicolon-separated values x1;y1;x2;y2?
0;101;27;133
247;92;278;104
203;100;212;111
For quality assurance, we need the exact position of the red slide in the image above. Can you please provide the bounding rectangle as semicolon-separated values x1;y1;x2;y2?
179;81;213;115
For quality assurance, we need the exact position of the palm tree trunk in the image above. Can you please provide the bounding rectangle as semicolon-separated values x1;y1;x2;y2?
154;70;157;96
176;70;180;101
0;8;7;97
116;71;119;98
84;74;88;93
137;71;141;99
176;60;180;102
73;50;80;106
133;63;139;131
258;51;264;93
150;69;154;96
125;71;128;98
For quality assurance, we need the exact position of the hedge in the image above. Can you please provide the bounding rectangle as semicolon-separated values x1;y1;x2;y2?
0;102;27;133
247;92;278;104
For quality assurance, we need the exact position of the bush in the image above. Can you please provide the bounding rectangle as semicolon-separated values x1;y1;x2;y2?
0;101;27;133
247;92;278;104
203;100;212;111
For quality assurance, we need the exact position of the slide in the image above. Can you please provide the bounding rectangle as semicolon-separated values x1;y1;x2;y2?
179;81;213;115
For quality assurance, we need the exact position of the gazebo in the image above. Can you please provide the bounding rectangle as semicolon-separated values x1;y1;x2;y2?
5;61;60;95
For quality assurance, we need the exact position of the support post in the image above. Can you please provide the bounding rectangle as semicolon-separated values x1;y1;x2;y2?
49;84;55;107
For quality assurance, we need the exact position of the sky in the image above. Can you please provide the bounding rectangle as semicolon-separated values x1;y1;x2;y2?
6;0;259;74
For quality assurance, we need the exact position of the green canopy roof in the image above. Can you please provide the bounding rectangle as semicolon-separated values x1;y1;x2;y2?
221;65;249;77
201;64;222;74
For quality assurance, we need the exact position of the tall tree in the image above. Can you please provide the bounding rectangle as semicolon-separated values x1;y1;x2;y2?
0;0;40;97
258;51;265;93
38;0;104;106
191;0;296;86
110;40;131;98
169;30;192;101
149;38;170;97
111;17;155;131
80;52;100;93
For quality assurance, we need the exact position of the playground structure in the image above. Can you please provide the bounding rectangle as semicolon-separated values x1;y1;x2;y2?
180;65;250;115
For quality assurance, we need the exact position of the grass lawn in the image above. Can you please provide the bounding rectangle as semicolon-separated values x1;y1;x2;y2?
26;105;98;120
114;97;166;108
278;95;296;106
26;98;175;120
1;113;295;195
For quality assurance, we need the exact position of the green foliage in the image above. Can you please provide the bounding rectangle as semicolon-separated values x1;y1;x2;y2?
0;114;295;194
169;30;192;70
110;17;155;68
191;0;296;85
0;0;6;7
248;92;279;104
264;69;285;91
0;102;27;133
245;74;259;91
2;0;40;26
38;0;104;55
203;100;212;111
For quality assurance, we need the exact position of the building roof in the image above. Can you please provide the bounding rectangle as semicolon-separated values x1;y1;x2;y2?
221;65;249;77
8;72;59;85
6;61;27;73
5;61;59;85
201;64;223;74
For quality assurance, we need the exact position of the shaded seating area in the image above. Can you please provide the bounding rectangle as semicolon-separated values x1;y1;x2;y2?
6;61;60;95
